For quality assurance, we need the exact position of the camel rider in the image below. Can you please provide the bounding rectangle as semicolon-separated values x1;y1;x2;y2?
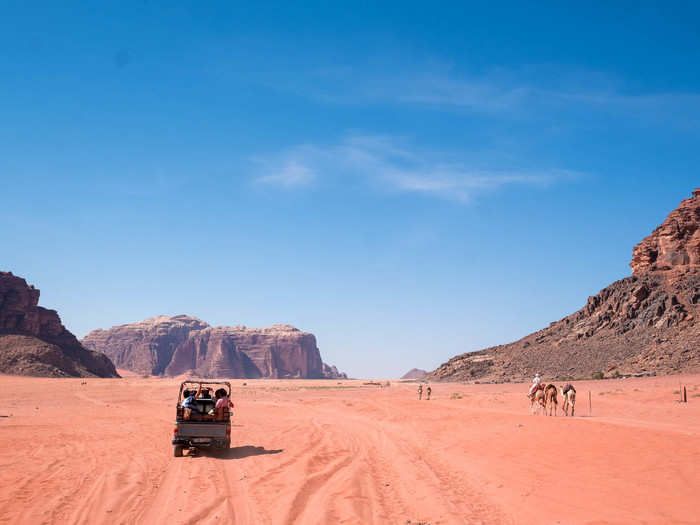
562;383;576;395
528;373;542;397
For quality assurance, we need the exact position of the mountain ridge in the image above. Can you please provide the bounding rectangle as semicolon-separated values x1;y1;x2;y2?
428;189;700;383
82;314;347;379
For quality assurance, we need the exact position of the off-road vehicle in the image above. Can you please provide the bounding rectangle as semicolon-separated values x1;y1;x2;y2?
171;380;232;457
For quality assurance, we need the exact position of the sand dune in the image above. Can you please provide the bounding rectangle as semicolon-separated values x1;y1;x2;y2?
0;375;699;524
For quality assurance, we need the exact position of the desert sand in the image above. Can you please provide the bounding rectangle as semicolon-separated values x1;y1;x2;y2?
0;374;699;524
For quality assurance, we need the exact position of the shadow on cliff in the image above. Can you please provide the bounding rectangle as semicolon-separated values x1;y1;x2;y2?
198;446;284;460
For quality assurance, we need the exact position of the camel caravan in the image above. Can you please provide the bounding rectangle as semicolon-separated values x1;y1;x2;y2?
527;373;576;416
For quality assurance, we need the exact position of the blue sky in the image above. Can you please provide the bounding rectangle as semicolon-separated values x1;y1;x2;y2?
1;2;699;378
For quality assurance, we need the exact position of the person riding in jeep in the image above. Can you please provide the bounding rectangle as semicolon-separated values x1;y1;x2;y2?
182;383;203;420
213;388;234;420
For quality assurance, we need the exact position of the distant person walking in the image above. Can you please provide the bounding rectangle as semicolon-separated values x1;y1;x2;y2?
426;386;432;400
417;384;423;400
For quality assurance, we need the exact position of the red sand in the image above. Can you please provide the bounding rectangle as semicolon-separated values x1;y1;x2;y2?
0;374;699;524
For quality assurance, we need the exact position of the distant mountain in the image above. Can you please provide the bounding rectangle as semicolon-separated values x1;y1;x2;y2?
429;189;700;383
0;272;119;378
82;315;347;379
401;368;427;379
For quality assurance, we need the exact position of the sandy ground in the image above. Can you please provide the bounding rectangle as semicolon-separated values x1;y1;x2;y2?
0;374;699;525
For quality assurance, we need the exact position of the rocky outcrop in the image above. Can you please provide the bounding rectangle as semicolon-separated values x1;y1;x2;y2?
0;272;119;378
401;368;427;379
429;189;700;383
631;188;700;276
322;362;346;379
80;315;209;376
83;316;347;379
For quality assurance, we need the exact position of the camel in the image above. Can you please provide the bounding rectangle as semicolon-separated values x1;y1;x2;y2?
544;383;558;416
559;385;576;416
529;386;546;414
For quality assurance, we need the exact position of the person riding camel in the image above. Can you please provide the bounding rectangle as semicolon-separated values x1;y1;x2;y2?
528;373;543;398
561;382;576;396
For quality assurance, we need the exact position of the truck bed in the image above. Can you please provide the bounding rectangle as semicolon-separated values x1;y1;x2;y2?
176;421;229;438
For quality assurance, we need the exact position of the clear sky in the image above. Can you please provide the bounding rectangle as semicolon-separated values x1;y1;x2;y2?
1;2;699;378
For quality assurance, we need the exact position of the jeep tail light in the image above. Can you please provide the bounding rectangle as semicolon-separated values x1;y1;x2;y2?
226;425;231;436
173;426;178;435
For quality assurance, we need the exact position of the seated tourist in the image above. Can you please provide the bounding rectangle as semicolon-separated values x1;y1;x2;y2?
214;388;234;420
182;384;203;420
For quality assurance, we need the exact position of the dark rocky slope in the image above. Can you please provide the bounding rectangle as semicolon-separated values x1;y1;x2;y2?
429;189;700;383
0;272;119;378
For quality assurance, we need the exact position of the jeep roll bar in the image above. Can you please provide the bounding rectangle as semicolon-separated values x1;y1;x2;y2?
177;380;231;403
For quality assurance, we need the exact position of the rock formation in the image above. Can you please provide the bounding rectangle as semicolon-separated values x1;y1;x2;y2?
82;316;347;379
401;368;427;379
630;188;700;277
79;315;208;376
429;189;700;383
0;272;119;377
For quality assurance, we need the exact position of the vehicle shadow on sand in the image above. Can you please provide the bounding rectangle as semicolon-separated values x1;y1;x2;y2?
197;446;284;460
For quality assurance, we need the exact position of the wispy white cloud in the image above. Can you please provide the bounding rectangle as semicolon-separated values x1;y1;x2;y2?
283;65;529;114
273;63;700;125
254;156;315;188
253;134;574;202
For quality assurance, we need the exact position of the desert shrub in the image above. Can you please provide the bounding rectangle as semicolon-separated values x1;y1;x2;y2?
450;392;462;400
592;371;605;380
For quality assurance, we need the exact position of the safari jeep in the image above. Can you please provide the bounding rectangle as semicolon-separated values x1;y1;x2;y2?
171;380;231;457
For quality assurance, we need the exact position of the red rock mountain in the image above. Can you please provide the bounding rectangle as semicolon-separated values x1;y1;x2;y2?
401;368;428;379
82;315;347;379
0;272;119;377
429;189;700;383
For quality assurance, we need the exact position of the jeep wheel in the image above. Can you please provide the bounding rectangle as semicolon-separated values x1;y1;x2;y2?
174;445;184;457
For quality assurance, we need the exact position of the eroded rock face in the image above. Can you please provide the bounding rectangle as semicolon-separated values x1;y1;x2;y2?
81;315;209;375
0;272;119;378
631;189;700;276
83;317;347;379
429;189;700;383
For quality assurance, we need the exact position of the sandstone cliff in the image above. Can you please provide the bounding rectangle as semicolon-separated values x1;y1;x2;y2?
630;188;700;276
82;316;347;379
429;189;700;383
0;272;119;378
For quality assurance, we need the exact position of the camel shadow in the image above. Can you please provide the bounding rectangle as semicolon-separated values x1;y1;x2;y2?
216;445;284;460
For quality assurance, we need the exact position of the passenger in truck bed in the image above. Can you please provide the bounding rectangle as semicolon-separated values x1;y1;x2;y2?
182;384;204;420
214;388;234;420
